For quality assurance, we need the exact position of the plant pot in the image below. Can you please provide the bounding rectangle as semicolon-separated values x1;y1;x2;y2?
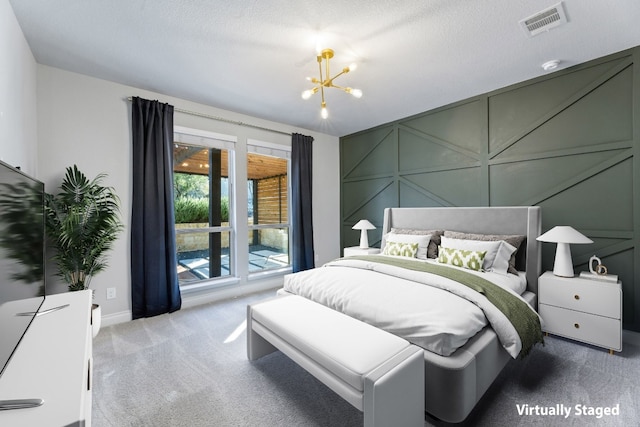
91;303;101;338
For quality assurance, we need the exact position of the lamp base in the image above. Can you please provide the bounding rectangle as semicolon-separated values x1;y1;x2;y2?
359;229;369;249
552;242;575;277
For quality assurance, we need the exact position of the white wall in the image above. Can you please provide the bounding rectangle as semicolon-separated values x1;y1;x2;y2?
0;0;38;174
36;65;341;325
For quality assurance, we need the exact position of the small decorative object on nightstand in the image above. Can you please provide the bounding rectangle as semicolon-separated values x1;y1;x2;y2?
343;246;380;257
538;271;622;354
578;255;619;284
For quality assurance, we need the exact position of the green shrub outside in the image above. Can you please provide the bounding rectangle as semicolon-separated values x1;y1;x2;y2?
175;197;229;223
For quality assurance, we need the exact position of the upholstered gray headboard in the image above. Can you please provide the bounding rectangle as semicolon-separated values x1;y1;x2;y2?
381;206;542;294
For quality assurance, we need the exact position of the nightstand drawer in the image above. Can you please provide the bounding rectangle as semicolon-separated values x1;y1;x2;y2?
539;304;622;351
539;279;620;319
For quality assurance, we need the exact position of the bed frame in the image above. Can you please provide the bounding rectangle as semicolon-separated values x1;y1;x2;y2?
381;206;541;422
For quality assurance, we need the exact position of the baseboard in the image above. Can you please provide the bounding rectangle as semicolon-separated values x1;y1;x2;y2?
101;310;132;327
98;279;281;328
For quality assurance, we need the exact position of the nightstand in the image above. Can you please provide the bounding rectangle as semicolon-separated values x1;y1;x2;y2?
538;271;622;354
343;247;380;257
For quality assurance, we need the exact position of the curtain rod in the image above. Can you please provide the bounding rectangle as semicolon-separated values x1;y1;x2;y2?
126;97;292;137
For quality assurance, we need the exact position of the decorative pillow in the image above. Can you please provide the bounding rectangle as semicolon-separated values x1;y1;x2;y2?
440;236;501;272
443;231;525;274
384;233;432;260
382;241;419;258
490;240;518;275
437;246;487;271
390;228;444;258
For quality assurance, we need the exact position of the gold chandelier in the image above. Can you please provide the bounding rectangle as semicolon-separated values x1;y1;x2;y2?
301;48;362;119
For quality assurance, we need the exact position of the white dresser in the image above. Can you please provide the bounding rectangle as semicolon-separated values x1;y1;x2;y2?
0;291;93;426
538;271;622;354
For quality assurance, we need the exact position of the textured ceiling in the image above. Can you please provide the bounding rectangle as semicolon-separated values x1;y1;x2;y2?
9;0;640;137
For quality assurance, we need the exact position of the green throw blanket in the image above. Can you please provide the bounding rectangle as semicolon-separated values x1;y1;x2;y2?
344;255;544;358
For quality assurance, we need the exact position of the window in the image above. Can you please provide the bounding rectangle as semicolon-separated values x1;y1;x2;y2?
173;130;235;287
247;142;291;275
171;129;291;287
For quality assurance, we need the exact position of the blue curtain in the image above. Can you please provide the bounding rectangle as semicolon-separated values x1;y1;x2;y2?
130;97;181;319
291;133;315;272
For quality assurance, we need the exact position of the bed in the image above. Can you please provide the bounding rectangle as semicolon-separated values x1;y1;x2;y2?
280;206;542;423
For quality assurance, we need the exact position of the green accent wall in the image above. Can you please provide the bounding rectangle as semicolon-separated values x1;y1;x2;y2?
340;48;640;332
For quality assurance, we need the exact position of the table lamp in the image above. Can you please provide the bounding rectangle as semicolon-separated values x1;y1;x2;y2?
536;226;593;277
352;219;376;249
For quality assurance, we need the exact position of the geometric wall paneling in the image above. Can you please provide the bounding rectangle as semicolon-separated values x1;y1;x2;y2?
495;64;633;160
571;237;632;266
401;168;483;207
340;46;639;331
400;99;485;155
489;150;632;207
341;179;392;250
344;135;397;179
340;125;397;253
398;126;480;172
341;126;395;180
398;179;451;208
535;157;633;232
571;236;632;279
343;189;395;228
489;56;633;156
342;177;396;223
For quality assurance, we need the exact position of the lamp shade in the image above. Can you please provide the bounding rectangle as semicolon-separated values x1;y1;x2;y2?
536;226;593;244
352;219;376;231
537;226;592;277
352;219;376;249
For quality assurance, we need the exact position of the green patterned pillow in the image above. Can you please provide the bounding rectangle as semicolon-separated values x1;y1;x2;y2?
437;246;487;271
382;241;419;258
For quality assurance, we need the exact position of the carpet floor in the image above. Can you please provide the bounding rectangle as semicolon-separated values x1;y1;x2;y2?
92;289;640;426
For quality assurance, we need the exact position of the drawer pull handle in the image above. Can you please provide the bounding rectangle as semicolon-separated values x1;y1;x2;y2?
574;323;580;329
574;294;580;300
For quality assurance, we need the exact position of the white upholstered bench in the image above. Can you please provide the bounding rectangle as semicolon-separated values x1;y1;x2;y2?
247;294;425;427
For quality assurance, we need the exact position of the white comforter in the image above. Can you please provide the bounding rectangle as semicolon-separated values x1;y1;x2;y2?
282;257;532;357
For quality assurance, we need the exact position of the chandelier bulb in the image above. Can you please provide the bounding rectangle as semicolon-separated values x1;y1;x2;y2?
302;87;319;100
321;105;328;119
349;63;357;72
350;88;363;98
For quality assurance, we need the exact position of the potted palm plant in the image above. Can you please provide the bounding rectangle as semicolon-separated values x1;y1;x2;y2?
44;165;123;336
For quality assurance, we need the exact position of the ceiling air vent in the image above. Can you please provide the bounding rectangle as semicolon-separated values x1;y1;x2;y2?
519;2;568;37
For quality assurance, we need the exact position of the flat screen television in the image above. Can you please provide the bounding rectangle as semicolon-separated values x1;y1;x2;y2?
0;159;45;379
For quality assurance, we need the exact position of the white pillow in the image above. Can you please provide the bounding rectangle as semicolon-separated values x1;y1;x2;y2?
384;233;432;260
440;236;517;275
491;241;518;275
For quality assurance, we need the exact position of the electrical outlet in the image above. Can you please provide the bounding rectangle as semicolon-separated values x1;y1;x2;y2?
106;287;116;300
